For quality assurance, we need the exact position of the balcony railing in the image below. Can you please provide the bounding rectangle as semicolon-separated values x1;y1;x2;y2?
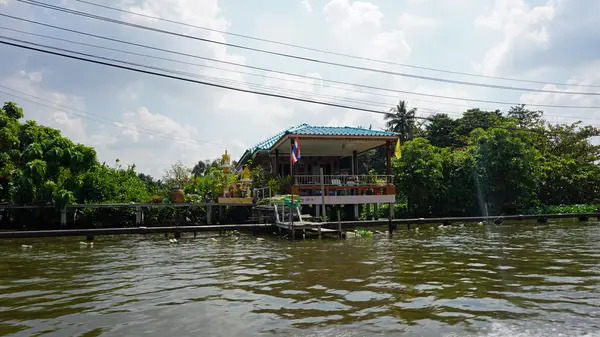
293;175;393;187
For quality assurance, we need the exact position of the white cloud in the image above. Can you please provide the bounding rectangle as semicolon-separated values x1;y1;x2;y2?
397;13;437;29
301;0;312;13
518;61;600;124
323;0;383;31
323;0;411;64
475;0;555;76
0;70;89;144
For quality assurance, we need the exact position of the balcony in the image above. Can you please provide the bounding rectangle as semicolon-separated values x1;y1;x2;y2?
293;175;393;187
290;175;396;205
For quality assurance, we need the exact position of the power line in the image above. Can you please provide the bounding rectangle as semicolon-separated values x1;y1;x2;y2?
0;36;398;111
0;85;227;148
2;15;598;111
7;28;600;124
0;26;478;111
15;0;600;96
0;39;592;136
12;35;595;123
74;0;600;89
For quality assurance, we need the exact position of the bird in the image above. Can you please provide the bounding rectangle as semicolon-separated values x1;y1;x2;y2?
169;238;178;244
21;244;32;249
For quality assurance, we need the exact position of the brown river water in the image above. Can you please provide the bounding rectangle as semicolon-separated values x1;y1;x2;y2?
1;220;600;336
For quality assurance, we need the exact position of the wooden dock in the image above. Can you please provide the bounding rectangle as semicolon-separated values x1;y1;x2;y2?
0;202;598;240
0;224;270;239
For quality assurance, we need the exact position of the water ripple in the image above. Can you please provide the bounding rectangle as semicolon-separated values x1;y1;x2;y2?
1;222;600;336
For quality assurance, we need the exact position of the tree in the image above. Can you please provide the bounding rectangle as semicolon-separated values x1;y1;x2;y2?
456;109;505;138
385;100;418;142
425;113;461;148
191;160;208;177
163;161;191;188
470;127;543;214
394;138;444;217
508;104;543;128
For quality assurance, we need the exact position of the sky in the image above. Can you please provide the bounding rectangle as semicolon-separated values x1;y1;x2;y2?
1;0;600;178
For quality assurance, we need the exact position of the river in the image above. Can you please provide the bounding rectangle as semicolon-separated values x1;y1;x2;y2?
1;220;600;336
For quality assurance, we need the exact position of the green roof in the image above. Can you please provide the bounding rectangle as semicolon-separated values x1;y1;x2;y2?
249;124;398;152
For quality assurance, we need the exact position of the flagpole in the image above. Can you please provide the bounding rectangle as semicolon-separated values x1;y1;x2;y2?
290;137;294;189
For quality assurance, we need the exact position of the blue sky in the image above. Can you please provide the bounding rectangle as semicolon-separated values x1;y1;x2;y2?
1;0;599;177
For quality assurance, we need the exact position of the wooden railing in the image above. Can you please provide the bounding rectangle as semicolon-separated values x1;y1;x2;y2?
293;175;393;186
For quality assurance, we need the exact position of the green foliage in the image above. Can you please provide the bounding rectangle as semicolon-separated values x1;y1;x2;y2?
353;228;373;237
381;104;600;217
385;100;418;142
524;204;600;215
394;138;444;217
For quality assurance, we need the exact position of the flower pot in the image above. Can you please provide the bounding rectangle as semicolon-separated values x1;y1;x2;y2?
170;188;185;203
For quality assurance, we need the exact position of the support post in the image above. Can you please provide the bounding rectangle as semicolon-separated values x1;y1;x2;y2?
351;150;357;175
320;168;326;221
275;149;280;176
207;204;212;225
135;206;142;225
374;204;379;220
60;209;67;227
386;141;392;176
366;204;371;220
174;231;181;239
388;203;394;234
337;209;342;239
354;204;359;220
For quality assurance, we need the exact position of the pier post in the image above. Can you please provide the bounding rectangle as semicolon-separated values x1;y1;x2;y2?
86;234;94;242
374;204;379;220
366;204;371;220
174;231;181;239
60;209;67;227
388;203;394;234
337;209;342;239
354;204;359;220
135;206;142;225
207;204;212;225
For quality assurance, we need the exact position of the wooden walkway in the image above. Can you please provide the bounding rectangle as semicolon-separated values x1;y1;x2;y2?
0;211;597;240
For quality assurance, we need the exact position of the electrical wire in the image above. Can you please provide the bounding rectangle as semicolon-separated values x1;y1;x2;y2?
73;0;600;89
0;38;593;136
2;14;599;110
15;0;600;96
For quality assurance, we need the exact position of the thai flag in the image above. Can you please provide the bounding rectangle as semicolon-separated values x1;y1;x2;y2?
291;138;301;164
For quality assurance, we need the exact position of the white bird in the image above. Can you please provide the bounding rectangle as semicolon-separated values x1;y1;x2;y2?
79;241;93;247
21;244;32;249
169;238;178;244
256;238;265;241
210;238;218;242
477;221;484;226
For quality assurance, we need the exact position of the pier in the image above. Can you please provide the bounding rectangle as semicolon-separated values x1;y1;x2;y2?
1;204;598;239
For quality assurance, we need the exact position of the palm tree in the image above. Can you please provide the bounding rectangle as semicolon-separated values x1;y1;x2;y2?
385;100;417;143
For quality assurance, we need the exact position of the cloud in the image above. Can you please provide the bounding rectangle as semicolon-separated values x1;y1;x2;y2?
475;0;555;76
518;61;600;124
397;13;437;29
301;0;312;13
0;70;89;143
322;0;411;63
475;0;600;79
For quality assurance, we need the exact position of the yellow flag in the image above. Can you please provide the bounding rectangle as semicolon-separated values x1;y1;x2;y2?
394;138;402;159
